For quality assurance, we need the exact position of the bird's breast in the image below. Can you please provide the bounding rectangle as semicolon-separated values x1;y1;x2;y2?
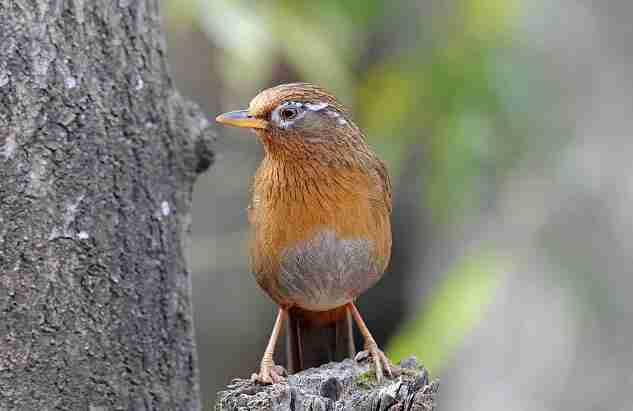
249;164;391;311
276;229;382;311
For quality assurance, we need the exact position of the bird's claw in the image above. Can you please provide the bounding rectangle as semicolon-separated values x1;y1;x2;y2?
355;344;399;383
251;362;287;385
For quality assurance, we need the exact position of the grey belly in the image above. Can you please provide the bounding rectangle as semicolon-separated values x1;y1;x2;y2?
277;230;381;311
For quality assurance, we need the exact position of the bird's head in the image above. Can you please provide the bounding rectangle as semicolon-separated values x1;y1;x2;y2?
216;83;369;163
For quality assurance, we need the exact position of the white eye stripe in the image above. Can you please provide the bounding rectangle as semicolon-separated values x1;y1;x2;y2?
281;101;329;112
280;101;303;108
305;102;328;111
271;101;347;129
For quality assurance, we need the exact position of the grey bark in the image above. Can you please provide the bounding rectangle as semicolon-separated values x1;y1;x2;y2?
215;357;438;411
0;1;214;410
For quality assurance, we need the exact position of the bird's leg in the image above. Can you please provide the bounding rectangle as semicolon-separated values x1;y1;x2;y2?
348;303;397;383
251;307;287;384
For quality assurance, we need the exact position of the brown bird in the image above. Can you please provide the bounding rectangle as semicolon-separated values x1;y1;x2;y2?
216;83;395;384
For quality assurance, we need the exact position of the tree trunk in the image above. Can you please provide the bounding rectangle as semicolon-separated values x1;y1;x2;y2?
0;1;214;409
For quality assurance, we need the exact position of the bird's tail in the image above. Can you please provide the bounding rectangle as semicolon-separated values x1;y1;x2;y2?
286;306;355;373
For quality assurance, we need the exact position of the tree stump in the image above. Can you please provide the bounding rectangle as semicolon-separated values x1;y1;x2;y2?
215;357;438;411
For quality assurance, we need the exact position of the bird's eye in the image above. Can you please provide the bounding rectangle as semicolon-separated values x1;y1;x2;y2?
280;108;298;120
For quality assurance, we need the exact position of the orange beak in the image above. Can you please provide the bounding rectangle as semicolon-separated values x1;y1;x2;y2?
215;109;268;130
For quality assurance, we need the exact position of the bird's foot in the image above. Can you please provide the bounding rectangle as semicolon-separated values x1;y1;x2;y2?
251;361;287;385
355;343;400;383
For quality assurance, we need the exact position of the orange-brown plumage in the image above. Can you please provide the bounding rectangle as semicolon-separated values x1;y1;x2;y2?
216;83;395;383
250;154;391;303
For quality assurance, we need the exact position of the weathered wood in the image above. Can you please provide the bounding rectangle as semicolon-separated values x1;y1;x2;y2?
0;0;214;409
215;357;438;411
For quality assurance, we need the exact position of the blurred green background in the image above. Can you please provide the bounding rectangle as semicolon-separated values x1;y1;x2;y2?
162;0;633;409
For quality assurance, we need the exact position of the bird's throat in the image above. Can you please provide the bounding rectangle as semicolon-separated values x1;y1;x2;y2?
256;154;364;206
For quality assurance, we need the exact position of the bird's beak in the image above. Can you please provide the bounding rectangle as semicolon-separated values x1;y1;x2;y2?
215;109;268;130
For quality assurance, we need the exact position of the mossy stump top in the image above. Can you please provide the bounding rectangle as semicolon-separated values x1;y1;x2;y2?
215;357;438;411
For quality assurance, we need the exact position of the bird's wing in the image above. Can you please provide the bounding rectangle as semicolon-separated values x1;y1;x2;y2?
368;158;392;215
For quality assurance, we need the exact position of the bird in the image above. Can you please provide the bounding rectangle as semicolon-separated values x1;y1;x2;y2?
215;83;395;384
